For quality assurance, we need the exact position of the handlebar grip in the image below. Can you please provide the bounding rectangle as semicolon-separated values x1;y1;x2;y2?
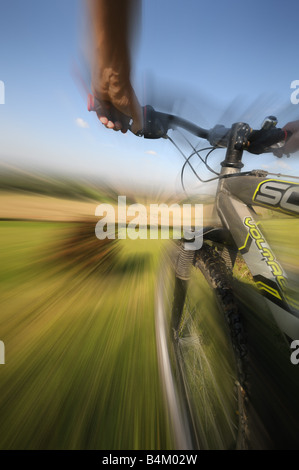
137;105;169;139
87;97;167;138
87;94;96;112
247;128;292;154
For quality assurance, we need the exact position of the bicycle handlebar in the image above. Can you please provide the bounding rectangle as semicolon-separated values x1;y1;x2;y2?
87;95;292;156
136;105;292;155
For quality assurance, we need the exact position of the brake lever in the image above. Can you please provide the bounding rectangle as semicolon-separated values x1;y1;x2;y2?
247;128;291;155
248;116;292;155
134;105;170;139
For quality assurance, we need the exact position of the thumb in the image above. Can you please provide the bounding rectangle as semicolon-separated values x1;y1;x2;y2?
127;93;143;135
130;110;143;134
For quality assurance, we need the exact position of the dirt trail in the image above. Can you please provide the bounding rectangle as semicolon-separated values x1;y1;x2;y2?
0;192;216;225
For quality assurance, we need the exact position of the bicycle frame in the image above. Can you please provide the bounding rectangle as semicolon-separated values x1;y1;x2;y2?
89;95;299;338
202;123;299;341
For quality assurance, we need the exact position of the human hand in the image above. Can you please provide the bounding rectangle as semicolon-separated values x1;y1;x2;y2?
92;69;143;134
274;120;299;157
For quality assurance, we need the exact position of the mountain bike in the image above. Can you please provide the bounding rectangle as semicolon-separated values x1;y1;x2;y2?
88;96;298;449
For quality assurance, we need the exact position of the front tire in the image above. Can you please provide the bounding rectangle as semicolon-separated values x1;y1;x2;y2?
171;243;249;449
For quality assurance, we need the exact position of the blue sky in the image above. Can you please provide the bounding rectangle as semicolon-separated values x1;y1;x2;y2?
0;0;299;192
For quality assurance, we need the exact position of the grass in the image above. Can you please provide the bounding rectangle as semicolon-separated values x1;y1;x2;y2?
0;221;173;450
1;215;299;449
233;216;299;285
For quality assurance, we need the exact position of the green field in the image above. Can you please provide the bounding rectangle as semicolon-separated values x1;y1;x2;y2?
0;221;173;450
1;217;299;449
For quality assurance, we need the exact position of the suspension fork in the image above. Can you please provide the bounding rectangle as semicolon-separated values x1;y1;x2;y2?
172;124;250;332
171;242;195;332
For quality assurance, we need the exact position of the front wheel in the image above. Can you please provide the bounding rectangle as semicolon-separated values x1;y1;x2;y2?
156;243;249;450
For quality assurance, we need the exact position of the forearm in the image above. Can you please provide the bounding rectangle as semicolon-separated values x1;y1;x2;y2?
86;0;142;132
87;0;137;95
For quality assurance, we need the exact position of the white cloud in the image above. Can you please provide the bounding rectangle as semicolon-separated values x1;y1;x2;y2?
262;160;292;171
145;150;157;156
75;118;89;129
275;160;292;170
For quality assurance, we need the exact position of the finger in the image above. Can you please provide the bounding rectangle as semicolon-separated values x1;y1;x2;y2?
94;97;132;132
113;109;130;132
283;134;299;154
120;118;129;133
99;116;109;126
97;103;127;131
273;149;283;158
95;100;115;124
107;121;115;129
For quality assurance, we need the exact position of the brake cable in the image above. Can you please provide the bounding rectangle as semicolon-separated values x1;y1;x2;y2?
177;129;220;176
166;135;221;194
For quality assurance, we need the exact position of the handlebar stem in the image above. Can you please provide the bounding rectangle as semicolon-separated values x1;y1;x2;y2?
220;123;251;169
